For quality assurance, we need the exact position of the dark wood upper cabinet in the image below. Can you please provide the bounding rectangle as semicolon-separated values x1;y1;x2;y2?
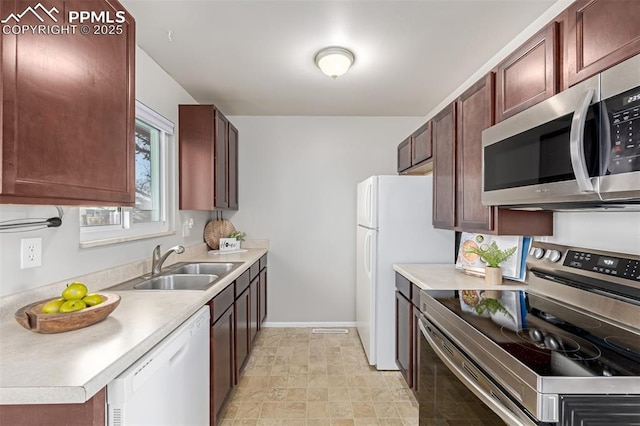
0;0;135;205
431;75;553;235
456;75;495;232
214;111;229;209
565;0;640;88
411;122;432;165
397;122;433;174
431;103;456;230
179;105;239;210
228;123;239;210
397;138;412;173
496;22;559;122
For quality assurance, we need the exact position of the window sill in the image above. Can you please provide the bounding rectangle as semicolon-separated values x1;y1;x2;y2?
79;230;176;249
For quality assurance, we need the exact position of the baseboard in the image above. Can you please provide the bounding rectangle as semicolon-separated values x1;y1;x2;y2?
261;321;357;328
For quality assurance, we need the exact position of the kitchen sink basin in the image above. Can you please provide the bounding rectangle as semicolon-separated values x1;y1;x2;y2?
105;261;244;291
133;274;218;291
171;263;239;275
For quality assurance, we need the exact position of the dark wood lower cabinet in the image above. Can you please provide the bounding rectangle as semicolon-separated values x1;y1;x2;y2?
234;287;250;382
259;268;267;326
211;306;235;426
0;388;106;426
411;307;421;399
250;278;259;345
395;291;412;388
395;274;422;396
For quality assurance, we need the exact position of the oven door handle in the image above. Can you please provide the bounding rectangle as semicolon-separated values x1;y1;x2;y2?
569;89;596;193
418;318;532;426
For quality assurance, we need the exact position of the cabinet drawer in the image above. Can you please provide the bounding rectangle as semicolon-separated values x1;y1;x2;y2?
211;284;235;324
395;273;411;300
249;261;260;281
259;255;268;270
236;270;251;296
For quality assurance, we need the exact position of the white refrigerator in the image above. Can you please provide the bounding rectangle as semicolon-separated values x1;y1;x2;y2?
356;175;454;370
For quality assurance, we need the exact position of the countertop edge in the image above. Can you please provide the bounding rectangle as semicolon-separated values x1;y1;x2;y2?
393;263;529;291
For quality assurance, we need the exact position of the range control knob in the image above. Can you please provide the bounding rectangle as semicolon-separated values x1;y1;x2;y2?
545;249;562;263
530;247;545;259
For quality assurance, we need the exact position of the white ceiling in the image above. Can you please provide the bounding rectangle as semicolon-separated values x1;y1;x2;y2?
122;0;557;116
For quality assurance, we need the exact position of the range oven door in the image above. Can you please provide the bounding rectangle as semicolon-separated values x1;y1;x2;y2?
418;314;537;426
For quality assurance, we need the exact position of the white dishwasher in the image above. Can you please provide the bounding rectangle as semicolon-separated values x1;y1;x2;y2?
107;306;210;426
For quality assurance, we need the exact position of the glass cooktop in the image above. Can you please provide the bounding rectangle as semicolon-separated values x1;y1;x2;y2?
427;289;640;378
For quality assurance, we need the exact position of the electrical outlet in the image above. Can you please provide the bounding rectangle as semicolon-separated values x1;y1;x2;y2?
20;238;42;269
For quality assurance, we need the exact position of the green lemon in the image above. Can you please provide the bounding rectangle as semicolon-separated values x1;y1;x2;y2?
58;299;87;313
62;282;88;300
82;293;103;307
41;298;65;314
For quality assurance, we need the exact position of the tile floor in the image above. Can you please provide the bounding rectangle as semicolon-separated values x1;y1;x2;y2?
220;327;418;426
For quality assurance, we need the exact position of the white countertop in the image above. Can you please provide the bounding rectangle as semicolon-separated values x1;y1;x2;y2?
393;263;528;291
0;247;267;404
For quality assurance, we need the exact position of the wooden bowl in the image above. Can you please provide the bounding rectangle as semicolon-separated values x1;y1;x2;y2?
14;293;121;334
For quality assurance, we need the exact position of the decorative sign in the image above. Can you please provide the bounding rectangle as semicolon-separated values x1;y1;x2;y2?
219;238;241;252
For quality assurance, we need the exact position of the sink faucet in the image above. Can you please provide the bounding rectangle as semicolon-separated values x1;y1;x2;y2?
151;244;185;276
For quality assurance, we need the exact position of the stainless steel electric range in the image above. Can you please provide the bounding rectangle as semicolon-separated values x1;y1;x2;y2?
417;242;640;425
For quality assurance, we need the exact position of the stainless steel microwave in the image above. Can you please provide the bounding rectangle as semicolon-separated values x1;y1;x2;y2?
482;53;640;210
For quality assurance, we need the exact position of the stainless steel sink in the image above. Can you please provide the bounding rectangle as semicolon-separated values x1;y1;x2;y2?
105;261;244;291
134;274;218;290
171;263;238;275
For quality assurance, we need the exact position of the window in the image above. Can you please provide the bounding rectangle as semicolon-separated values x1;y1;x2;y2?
80;101;175;246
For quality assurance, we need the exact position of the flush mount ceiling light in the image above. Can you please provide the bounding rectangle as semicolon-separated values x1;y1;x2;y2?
314;46;355;79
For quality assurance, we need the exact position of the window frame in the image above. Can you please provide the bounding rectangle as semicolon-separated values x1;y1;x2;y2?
79;101;176;247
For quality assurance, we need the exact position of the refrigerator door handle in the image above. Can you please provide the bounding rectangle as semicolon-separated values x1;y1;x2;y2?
364;230;372;279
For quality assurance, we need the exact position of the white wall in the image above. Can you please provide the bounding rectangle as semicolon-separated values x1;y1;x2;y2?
542;212;640;255
0;47;209;297
227;116;424;324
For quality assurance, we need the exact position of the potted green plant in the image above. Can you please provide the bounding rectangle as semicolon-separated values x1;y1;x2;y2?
464;241;517;285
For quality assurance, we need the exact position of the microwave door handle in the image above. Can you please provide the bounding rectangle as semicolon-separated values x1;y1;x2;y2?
569;89;596;192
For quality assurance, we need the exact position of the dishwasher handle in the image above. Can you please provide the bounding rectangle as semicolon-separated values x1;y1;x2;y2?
418;317;534;426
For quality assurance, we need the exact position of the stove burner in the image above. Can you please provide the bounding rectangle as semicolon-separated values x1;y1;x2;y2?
536;311;602;330
604;336;640;354
500;327;602;361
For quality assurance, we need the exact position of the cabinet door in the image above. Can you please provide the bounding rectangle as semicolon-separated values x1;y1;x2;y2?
1;0;135;205
179;105;215;210
456;75;495;232
411;307;421;398
234;287;250;382
0;388;106;426
397;138;412;173
211;306;234;425
432;103;456;229
227;123;239;210
411;122;432;165
496;23;558;122
259;268;267;326
249;277;259;345
214;111;229;208
565;0;640;88
395;291;412;388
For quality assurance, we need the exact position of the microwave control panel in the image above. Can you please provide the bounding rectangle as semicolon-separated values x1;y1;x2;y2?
606;86;640;175
564;250;639;282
